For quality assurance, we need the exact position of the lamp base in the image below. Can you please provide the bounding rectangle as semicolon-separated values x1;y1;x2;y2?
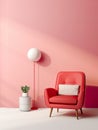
31;106;38;110
31;100;38;110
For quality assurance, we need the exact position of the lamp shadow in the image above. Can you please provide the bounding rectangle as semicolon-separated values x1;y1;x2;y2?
38;51;51;67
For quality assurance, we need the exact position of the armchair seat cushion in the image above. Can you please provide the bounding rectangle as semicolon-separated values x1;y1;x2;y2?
49;95;78;105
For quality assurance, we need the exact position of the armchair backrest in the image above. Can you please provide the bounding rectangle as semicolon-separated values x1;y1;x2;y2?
55;71;85;94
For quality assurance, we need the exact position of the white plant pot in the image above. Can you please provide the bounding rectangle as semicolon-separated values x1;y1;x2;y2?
19;96;31;111
22;93;28;97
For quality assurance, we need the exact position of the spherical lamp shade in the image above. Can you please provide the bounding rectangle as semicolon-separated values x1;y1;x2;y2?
27;48;41;61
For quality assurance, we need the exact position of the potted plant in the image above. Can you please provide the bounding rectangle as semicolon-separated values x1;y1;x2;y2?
20;85;31;111
21;85;30;97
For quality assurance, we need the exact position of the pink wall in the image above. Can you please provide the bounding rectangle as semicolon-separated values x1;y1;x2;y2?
0;0;98;107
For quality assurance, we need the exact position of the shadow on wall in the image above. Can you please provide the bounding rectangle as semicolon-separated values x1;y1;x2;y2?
84;85;98;108
39;51;51;67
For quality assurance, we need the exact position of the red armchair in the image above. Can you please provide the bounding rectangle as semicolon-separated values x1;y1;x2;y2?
44;71;86;119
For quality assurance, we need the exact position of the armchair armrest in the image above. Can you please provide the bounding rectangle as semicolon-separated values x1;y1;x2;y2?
77;91;85;108
45;88;58;98
44;88;58;106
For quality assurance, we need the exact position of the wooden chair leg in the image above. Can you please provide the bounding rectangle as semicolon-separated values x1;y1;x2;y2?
57;108;59;112
75;109;79;120
80;108;83;114
49;108;53;117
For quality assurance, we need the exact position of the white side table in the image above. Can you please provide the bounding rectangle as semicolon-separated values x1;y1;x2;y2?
19;96;31;111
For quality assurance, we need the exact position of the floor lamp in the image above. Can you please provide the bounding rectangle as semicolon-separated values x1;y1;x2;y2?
27;48;41;109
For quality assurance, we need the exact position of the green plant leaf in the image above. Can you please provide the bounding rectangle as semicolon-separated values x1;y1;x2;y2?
21;85;30;93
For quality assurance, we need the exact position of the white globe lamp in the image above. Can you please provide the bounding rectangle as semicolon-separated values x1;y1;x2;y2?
27;48;41;62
